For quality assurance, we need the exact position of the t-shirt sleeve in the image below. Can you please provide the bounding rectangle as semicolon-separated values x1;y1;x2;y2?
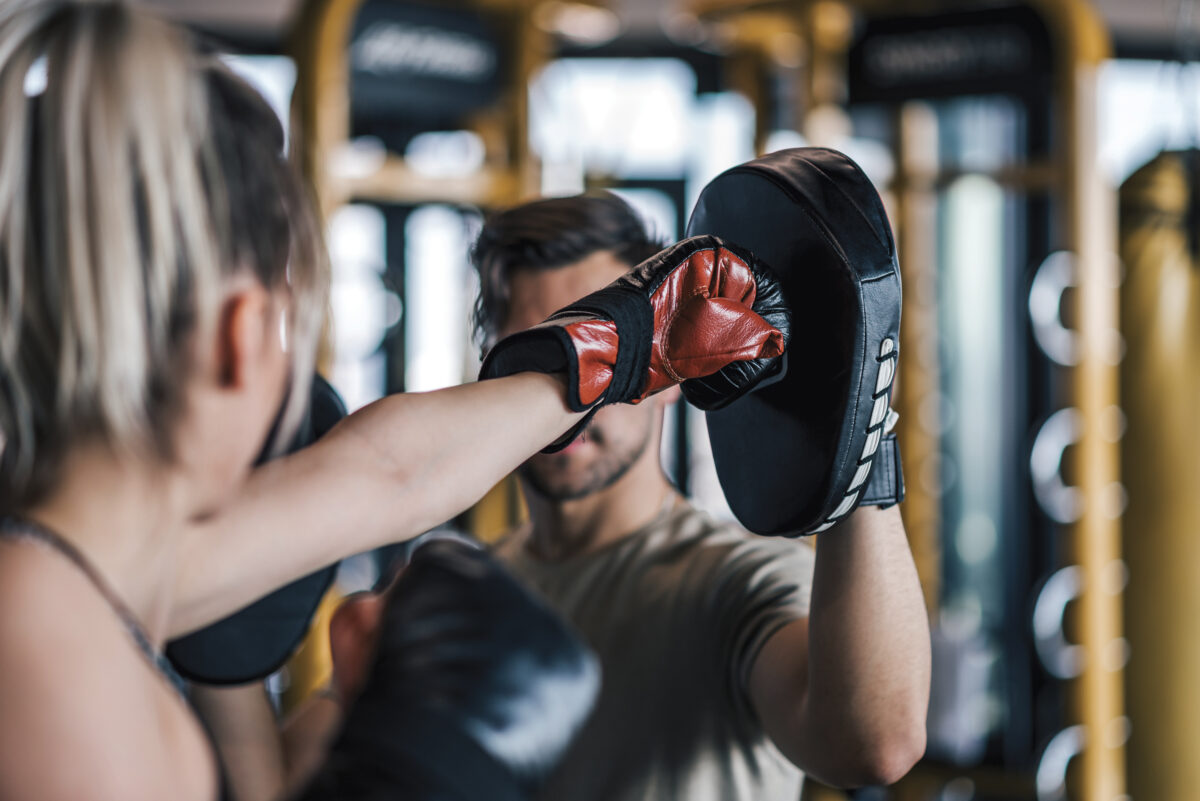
709;530;815;723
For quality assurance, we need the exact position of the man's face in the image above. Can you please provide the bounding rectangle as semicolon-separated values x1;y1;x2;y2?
498;250;663;501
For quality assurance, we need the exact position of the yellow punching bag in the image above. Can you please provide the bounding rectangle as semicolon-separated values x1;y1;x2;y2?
1120;151;1200;800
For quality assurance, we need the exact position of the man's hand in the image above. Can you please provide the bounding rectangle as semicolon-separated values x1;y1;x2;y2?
328;592;384;703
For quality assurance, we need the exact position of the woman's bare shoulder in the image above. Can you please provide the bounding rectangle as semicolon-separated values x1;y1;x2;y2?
0;537;110;643
0;537;128;650
0;542;217;801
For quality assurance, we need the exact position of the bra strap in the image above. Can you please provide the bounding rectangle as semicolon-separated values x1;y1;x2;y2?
0;515;163;669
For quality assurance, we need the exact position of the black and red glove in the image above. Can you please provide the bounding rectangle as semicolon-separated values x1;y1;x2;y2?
478;235;790;447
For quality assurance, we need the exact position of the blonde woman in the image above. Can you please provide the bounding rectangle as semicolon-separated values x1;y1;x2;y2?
0;3;788;800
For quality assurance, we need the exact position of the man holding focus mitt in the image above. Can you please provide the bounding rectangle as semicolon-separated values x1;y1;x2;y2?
332;149;931;801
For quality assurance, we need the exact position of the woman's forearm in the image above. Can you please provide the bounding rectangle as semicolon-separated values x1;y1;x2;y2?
172;373;580;636
191;684;288;801
281;692;343;793
336;372;579;537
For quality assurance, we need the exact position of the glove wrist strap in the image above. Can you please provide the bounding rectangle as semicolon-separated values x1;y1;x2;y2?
860;433;904;509
556;284;652;404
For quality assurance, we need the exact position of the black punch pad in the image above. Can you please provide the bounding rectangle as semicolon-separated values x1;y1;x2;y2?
686;148;901;536
166;375;347;685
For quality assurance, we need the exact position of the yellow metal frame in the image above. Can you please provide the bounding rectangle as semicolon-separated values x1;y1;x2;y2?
1032;2;1125;799
289;0;549;541
289;0;544;213
891;99;943;616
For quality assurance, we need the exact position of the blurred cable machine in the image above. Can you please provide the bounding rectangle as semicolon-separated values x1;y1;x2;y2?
862;6;1124;799
691;1;1125;800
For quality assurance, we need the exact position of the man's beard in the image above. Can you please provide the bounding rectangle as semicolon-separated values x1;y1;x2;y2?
519;415;653;501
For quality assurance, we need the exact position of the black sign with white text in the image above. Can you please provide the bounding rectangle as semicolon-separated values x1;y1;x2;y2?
349;0;506;124
848;5;1053;102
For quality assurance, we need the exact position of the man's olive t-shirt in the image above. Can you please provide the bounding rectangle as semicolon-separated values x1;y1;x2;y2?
494;502;815;801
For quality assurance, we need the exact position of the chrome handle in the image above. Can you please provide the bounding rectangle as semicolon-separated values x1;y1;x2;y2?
1029;250;1078;367
1031;408;1083;524
1032;565;1085;679
1036;725;1086;801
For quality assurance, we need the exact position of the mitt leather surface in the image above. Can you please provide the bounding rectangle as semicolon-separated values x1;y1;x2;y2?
687;147;902;536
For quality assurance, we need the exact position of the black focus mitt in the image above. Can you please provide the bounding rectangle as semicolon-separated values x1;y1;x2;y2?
687;147;904;536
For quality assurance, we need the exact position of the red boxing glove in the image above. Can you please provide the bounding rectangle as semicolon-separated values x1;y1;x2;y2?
479;235;789;447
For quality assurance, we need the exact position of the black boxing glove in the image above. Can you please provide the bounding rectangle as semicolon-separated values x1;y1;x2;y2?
479;235;789;448
294;540;599;801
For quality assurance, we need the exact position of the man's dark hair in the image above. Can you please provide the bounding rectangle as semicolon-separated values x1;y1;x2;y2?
471;191;665;349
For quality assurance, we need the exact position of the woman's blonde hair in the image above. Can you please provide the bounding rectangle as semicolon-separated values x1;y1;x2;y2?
0;1;328;511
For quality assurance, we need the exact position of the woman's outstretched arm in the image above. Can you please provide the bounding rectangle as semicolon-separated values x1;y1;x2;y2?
172;237;788;637
171;373;578;636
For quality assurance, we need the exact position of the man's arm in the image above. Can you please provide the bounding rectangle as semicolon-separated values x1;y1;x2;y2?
170;373;580;637
747;505;930;788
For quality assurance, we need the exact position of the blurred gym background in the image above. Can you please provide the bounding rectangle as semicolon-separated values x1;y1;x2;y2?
143;1;1200;798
